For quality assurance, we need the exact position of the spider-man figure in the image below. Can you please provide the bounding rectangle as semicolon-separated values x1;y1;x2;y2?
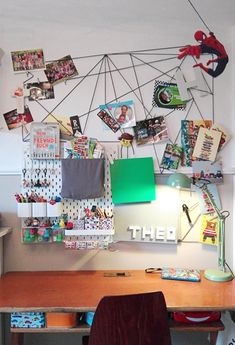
178;31;229;77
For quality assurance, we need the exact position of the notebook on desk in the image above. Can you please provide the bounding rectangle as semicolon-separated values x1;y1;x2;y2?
161;267;201;282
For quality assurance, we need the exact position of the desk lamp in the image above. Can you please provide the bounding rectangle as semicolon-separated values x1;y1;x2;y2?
167;172;233;282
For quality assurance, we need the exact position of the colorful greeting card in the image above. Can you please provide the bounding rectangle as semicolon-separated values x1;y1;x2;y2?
160;143;182;170
193;128;222;162
211;124;231;151
192;161;223;184
181;120;212;166
30;122;60;159
152;81;186;110
134;116;168;145
200;214;218;246
99;100;136;129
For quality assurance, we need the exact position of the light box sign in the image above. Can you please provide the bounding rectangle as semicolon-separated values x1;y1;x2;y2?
110;157;156;204
113;185;180;244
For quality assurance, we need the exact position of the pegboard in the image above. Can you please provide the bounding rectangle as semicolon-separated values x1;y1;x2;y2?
19;141;116;249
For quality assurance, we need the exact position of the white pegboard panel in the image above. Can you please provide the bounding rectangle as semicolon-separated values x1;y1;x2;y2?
20;142;116;249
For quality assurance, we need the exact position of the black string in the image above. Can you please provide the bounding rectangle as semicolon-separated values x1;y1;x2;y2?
45;46;185;63
106;57;118;103
187;0;211;32
130;54;148;117
83;56;106;134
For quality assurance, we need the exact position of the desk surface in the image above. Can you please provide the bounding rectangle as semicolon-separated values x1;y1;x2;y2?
0;270;234;312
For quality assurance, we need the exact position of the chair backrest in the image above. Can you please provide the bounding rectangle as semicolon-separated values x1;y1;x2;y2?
88;291;172;345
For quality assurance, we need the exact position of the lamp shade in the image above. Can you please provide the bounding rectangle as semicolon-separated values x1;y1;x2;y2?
167;173;191;189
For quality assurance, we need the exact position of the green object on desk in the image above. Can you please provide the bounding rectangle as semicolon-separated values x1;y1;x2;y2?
110;157;156;204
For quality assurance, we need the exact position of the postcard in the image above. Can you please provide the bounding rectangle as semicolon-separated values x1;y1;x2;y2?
211;124;231;151
134;116;168;146
181;120;212;166
193;127;222;162
99;100;136;129
3;106;33;130
44;55;78;85
97;110;120;133
195;183;222;214
25;82;54;101
192;161;223;184
42;114;73;140
160;143;182;170
11;49;45;72
200;214;218;246
152;81;186;110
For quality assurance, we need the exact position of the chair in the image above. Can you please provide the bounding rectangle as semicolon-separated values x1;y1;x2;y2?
82;291;172;345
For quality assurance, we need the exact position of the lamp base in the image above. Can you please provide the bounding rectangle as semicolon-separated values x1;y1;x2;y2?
204;269;233;282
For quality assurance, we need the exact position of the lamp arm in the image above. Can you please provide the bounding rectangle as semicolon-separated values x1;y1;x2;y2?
201;185;227;272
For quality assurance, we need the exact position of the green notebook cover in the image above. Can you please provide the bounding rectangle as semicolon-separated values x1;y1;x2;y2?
110;157;156;204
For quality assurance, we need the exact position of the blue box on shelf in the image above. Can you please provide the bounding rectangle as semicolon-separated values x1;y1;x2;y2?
10;312;45;328
85;312;95;326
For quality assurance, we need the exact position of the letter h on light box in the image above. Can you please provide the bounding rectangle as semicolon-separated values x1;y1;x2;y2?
167;173;233;282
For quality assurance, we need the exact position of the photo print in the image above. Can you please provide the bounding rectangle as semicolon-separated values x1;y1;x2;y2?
152;81;186;110
160;143;183;170
44;55;78;85
25;82;55;101
134;116;168;145
181;120;212;167
11;49;45;72
3;106;33;130
97;110;120;133
192;161;223;184
100;100;136;129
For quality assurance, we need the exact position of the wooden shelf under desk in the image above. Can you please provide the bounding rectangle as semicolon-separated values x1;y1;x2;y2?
10;324;90;333
10;320;224;333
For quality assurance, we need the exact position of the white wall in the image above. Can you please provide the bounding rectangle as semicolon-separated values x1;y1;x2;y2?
0;2;235;344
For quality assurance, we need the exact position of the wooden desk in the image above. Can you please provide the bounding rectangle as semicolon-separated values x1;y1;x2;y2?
0;270;234;345
0;270;234;312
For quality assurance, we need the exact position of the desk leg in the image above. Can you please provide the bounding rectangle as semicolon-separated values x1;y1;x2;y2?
11;333;24;345
209;331;218;345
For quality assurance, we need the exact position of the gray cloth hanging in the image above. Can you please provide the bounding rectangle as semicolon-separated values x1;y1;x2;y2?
61;159;105;199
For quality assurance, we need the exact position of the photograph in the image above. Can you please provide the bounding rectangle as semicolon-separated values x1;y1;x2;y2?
44;55;78;85
25;82;55;101
134;116;168;145
97;109;120;133
100;100;136;129
160;143;183;170
192;160;223;184
11;49;45;72
3;106;33;130
152;81;186;110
